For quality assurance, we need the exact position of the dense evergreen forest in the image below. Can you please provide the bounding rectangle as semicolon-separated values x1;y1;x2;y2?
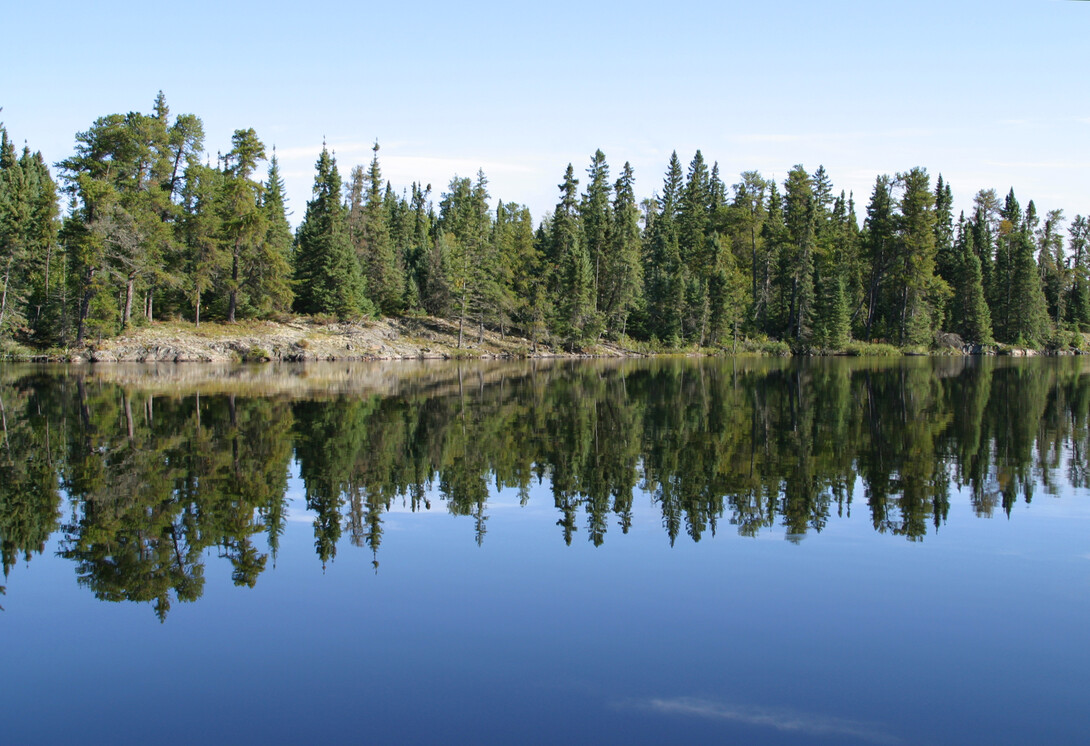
2;93;1087;352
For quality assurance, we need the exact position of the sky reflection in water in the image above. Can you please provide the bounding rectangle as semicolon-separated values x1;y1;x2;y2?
1;357;1088;744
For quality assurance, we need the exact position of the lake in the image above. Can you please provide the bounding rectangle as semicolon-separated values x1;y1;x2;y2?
1;357;1088;744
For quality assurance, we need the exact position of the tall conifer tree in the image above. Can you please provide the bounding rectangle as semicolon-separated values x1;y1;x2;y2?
294;147;371;318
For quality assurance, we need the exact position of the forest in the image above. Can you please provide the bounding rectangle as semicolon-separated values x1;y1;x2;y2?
1;93;1088;352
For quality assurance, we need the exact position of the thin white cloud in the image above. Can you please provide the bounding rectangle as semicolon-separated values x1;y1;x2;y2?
273;141;373;160
730;133;805;144
640;697;902;745
384;155;537;177
984;160;1090;170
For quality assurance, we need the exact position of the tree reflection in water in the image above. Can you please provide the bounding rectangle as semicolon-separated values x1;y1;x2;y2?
1;356;1087;617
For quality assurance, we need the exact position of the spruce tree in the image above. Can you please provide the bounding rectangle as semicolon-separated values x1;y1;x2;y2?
759;182;786;336
437;172;497;346
678;151;711;342
255;151;294;315
1068;216;1090;330
355;142;404;315
293;147;371;319
579;150;611;316
782;165;815;343
601;161;642;337
952;217;993;345
218;128;267;322
895;167;941;346
1037;209;1066;325
861;175;896;340
180;163;221;326
551;164;595;345
644;153;685;343
1004;226;1050;346
732;171;769;324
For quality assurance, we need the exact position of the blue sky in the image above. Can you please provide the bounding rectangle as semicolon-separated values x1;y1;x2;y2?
2;1;1087;226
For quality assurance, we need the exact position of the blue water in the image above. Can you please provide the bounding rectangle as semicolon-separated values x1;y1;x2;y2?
2;358;1089;744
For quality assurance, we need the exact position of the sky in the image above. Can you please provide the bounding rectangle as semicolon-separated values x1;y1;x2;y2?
2;0;1087;227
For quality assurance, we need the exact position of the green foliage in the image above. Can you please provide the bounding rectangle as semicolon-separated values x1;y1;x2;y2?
4;97;1087;355
293;147;373;319
348;142;404;315
5;354;1090;616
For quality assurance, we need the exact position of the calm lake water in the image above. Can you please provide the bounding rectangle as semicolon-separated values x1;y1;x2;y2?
2;357;1089;744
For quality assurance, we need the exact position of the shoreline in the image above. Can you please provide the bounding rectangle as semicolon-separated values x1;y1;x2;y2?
0;316;1081;363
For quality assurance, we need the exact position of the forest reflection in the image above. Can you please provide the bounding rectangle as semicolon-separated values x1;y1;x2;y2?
1;356;1088;618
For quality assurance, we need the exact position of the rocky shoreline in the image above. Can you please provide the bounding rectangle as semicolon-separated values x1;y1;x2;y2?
12;316;642;363
2;316;1081;363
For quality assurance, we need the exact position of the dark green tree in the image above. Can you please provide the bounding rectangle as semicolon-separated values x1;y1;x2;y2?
550;164;596;345
293;146;372;318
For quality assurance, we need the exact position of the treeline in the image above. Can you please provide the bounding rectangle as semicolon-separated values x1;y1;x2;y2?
2;357;1088;617
2;93;1089;350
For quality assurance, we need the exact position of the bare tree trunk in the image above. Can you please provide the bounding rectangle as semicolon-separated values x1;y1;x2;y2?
39;242;53;322
76;269;97;344
457;291;467;348
123;275;135;329
228;246;239;323
0;390;10;463
124;392;134;440
0;259;11;332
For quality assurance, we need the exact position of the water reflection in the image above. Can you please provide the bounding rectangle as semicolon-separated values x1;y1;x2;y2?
1;356;1088;616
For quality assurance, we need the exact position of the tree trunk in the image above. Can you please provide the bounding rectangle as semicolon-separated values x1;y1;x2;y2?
123;275;135;329
0;259;11;332
457;291;467;348
228;241;240;322
76;269;97;344
750;224;758;310
124;392;134;440
40;242;53;322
